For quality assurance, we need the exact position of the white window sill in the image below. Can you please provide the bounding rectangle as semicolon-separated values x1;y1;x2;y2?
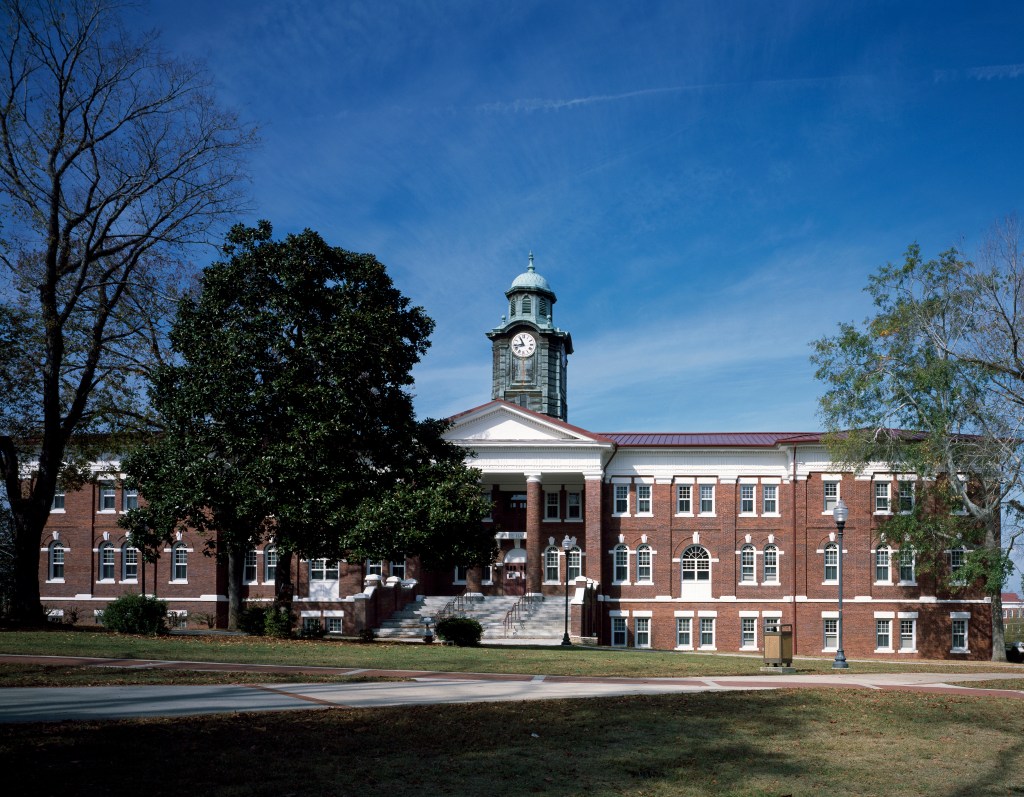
699;512;717;518
738;512;757;518
898;648;917;654
762;512;781;518
565;517;583;523
612;581;632;587
244;581;259;586
452;581;467;586
120;579;138;584
96;579;114;584
874;581;892;586
762;580;781;586
612;513;631;518
635;512;654;518
543;518;562;523
543;581;561;586
46;578;65;584
740;645;758;652
169;580;188;585
821;510;838;516
481;581;494;586
950;648;970;654
675;645;694;651
635;644;652;649
898;581;917;587
875;647;894;654
675;511;694;517
611;644;627;649
698;645;717;651
97;510;116;514
874;510;892;516
823;647;838;653
264;579;276;585
822;581;838;586
50;508;66;514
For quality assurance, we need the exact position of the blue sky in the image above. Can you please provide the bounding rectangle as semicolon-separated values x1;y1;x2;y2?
133;0;1024;435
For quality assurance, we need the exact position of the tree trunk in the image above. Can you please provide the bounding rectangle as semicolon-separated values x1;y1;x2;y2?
11;509;44;625
274;550;294;616
226;545;245;631
990;589;1007;662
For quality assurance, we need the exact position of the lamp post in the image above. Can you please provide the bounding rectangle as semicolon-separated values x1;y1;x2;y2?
832;499;849;669
561;534;576;646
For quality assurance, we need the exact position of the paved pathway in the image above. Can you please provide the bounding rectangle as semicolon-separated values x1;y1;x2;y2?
1;654;1022;723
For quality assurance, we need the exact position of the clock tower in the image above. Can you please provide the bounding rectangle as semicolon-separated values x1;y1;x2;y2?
487;253;573;421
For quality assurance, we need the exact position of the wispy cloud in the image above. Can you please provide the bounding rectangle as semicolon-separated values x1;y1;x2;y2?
935;63;1024;82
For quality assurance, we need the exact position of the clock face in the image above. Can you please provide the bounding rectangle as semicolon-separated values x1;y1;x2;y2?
510;331;537;358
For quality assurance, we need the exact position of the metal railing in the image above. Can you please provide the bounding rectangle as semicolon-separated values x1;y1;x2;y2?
502;595;539;637
434;594;469;627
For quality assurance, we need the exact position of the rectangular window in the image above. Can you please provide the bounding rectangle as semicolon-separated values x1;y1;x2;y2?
367;560;383;577
952;618;968;651
764;617;780;634
99;546;115;581
264;548;277;583
949;548;965;579
567;492;582;519
699;484;715;514
310;559;339;580
900;619;916;651
676;617;692;647
326;617;343;634
635;617;651;648
454;565;468;583
244;550;258;583
740;484;755;514
636;484;652;514
51;490;65;511
545;491;560;519
611;617;627;647
699;617;715;648
899;549;915;583
823;480;839;512
614;484;629;515
122;488;139;511
762;484;778;514
123;547;138;581
98;484;116;512
898;480;915;512
741;617;756;648
875;482;891;513
545;548;560;582
823;618;838;650
676;484;692;513
302;617;322;634
876;619;892;650
391;560;406;580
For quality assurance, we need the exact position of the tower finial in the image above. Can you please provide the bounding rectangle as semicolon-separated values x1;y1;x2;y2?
528;251;535;271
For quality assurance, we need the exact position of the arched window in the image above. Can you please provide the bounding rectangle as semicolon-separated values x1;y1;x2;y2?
567;546;581;581
545;546;560;582
681;545;710;581
739;544;755;583
49;542;65;581
636;544;652;582
244;549;258;583
522;296;532;314
875;545;891;582
172;543;188;581
613;544;629;583
264;546;278;583
122;544;139;581
98;542;115;581
763;544;778;582
824;543;838;582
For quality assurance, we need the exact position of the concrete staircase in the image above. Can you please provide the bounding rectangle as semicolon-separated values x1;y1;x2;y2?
374;595;570;644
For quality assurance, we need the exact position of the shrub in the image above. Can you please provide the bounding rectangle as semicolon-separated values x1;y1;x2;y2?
238;605;269;635
358;627;376;643
264;606;293;638
101;593;168;635
435;616;483;647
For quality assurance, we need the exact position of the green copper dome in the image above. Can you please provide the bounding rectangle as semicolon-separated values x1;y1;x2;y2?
509;252;555;297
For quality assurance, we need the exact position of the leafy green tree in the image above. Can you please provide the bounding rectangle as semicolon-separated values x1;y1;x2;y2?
122;222;494;629
0;0;253;623
812;234;1023;660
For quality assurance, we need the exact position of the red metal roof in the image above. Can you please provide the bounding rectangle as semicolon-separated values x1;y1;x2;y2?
599;432;823;447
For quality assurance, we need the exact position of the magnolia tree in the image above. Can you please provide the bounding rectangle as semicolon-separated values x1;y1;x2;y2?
812;219;1024;660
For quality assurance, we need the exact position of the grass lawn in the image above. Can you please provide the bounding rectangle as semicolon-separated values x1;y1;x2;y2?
2;689;1023;797
3;629;1022;678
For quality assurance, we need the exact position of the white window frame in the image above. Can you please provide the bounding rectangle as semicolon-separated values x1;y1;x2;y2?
453;564;468;584
763;544;779;583
613;483;630;516
636;544;653;583
762;484;778;515
544;546;560;583
48;541;65;582
171;543;188;582
122;488;139;512
636;483;653;516
310;559;339;581
545;491;560;520
899;548;916;585
739;544;756;584
875;545;891;584
98;542;115;582
951;614;969;653
566;492;582;520
875;481;892;514
823;543;838;583
390;559;406;580
898;480;915;513
244;549;258;584
739;484;756;515
741;616;757;650
823;617;838;652
699;484;715;515
699;617;716;650
676;617;692;649
367;560;384;578
51;489;66;512
634;616;651;648
122;545;138;582
875;618;893;652
681;545;711;583
611;616;627;647
823;479;839;513
612;544;629;584
264;546;277;583
567;547;581;581
676;484;692;515
899;617;917;653
98;484;116;513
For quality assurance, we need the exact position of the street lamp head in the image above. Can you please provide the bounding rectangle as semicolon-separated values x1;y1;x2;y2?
833;499;848;526
562;534;576;551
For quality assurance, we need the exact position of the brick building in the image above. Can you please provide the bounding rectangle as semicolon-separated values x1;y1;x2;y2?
37;255;993;659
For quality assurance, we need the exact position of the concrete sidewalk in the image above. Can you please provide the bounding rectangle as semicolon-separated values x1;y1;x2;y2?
1;654;1022;723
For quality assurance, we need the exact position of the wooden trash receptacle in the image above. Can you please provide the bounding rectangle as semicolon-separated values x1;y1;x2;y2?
763;623;793;666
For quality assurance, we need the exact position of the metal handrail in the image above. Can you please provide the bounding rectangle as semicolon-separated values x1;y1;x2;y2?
434;594;469;627
502;594;539;637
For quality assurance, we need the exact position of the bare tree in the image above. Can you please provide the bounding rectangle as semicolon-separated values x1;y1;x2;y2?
0;0;255;622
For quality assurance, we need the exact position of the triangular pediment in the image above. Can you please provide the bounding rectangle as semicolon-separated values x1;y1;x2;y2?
445;401;611;445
